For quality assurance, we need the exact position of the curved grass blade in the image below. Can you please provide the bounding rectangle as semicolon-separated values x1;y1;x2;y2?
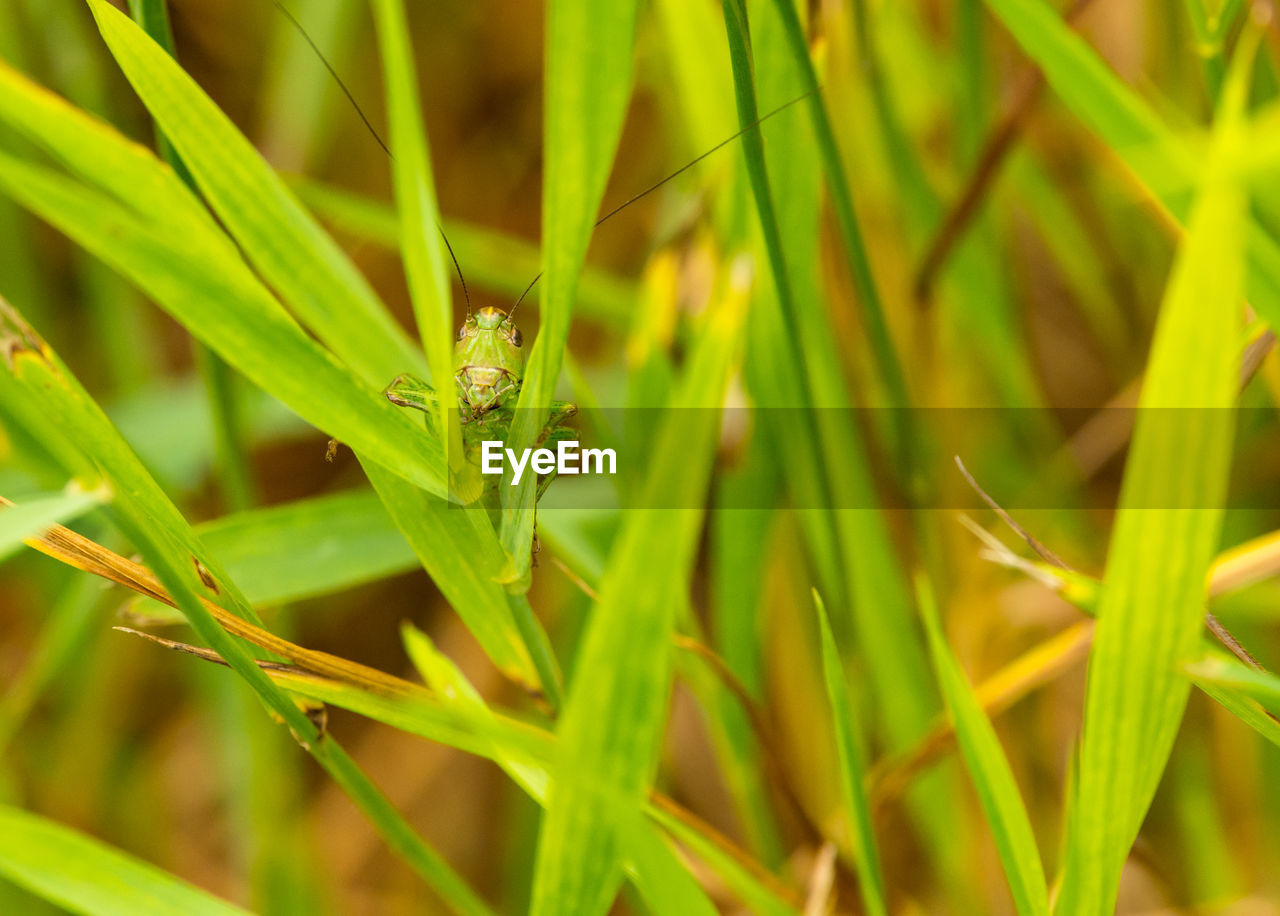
915;577;1049;916
362;461;548;694
83;0;426;389
0;305;491;916
0;805;251;916
0;67;448;498
1183;652;1280;747
400;625;718;915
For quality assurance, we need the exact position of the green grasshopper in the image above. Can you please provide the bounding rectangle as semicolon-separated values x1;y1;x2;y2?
383;304;577;516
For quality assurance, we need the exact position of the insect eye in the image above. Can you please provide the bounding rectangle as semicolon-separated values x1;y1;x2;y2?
456;326;467;341
510;327;523;347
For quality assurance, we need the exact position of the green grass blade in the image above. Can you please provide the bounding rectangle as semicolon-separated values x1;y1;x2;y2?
1055;43;1250;912
728;2;954;873
83;0;425;389
915;578;1049;916
0;487;106;562
1184;652;1280;721
270;669;556;773
528;271;748;916
0;69;448;497
813;591;889;916
616;820;720;916
368;0;452;418
362;461;548;693
763;0;910;418
0;805;251;916
979;0;1280;333
500;0;641;576
125;491;418;616
0;305;491;916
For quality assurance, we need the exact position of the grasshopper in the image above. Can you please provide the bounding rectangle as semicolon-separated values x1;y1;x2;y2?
383;304;577;516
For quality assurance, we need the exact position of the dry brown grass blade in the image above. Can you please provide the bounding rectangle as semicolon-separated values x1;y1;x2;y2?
29;513;794;906
1209;527;1280;596
801;842;837;916
21;515;422;698
953;457;1068;569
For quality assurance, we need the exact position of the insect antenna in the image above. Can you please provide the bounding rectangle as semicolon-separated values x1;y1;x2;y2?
438;224;472;317
509;87;818;321
272;3;475;320
270;0;391;158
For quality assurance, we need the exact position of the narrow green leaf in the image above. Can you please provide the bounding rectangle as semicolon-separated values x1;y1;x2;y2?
762;0;911;419
1184;652;1280;724
500;0;642;576
403;625;718;916
0;67;448;498
363;461;546;692
0;304;491;916
0;805;251;916
529;269;748;916
368;0;453;422
915;578;1049;916
1056;41;1250;912
84;0;426;389
648;804;801;916
813;590;889;916
726;4;952;871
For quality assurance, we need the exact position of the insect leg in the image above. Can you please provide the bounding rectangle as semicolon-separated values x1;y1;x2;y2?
384;373;438;413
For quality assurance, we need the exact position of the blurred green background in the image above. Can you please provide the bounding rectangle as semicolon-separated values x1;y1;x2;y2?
3;0;1280;914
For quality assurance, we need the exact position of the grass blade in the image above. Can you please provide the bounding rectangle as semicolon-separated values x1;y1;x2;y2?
1183;653;1280;748
0;67;448;498
0;304;492;916
915;577;1049;916
362;461;548;694
1055;38;1250;912
528;267;748;916
500;0;642;576
813;590;888;916
84;0;425;389
762;0;910;418
0;805;251;916
368;0;452;419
